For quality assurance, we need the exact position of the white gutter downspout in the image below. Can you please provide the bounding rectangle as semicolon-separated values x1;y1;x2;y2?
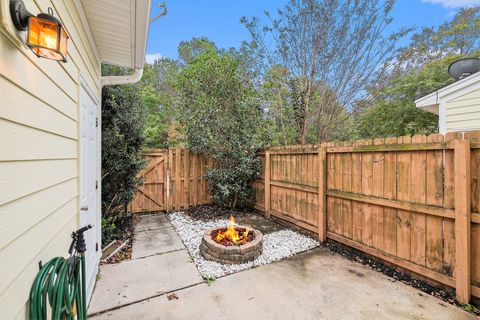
101;68;144;87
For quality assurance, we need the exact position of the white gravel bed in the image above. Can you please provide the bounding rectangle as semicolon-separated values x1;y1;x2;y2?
168;211;319;279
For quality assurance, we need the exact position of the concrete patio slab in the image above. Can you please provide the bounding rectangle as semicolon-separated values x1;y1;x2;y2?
88;250;203;316
91;248;474;320
135;214;171;232
132;226;185;259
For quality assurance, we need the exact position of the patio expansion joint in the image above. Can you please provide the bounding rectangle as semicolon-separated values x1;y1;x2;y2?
134;225;173;233
87;279;206;317
130;248;186;261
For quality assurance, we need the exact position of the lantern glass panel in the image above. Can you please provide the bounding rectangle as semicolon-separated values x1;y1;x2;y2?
59;25;68;59
27;16;64;61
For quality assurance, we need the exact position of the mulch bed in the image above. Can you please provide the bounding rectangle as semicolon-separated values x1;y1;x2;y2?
326;240;480;315
182;205;285;235
183;205;252;220
102;214;140;264
169;210;319;278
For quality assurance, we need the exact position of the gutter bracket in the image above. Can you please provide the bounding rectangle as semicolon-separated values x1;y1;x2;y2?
150;2;167;24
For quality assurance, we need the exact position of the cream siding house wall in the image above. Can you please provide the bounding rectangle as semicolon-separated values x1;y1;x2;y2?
445;89;480;132
416;72;480;134
0;1;101;318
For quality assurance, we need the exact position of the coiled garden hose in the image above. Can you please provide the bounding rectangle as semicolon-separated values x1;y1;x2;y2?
29;225;92;320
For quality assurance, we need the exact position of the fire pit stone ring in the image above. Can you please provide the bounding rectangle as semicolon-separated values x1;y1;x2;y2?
200;227;263;264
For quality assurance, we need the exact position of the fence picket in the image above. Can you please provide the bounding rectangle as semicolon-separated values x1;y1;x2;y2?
410;135;427;267
361;139;373;247
396;135;412;261
383;137;397;256
425;134;444;273
455;139;471;304
372;138;385;251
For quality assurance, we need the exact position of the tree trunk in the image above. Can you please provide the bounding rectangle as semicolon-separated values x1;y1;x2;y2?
301;51;317;145
301;80;313;145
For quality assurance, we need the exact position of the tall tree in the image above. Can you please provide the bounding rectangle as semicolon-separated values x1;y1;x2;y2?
262;65;299;144
178;37;217;64
176;47;269;208
141;58;183;148
384;7;480;79
353;7;480;139
242;0;407;144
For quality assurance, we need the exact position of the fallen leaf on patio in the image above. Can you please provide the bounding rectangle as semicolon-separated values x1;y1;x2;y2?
167;293;179;301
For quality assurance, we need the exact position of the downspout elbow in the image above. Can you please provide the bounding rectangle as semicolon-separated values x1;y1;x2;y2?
101;67;144;87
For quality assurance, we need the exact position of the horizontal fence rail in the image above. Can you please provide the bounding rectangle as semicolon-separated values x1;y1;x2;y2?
253;131;480;304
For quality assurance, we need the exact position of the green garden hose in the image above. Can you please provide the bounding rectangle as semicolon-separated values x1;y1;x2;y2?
29;225;92;320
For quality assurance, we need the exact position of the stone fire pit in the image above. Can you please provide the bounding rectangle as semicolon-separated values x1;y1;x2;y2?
200;227;263;264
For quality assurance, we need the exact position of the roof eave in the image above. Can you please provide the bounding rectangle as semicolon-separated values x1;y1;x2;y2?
81;0;151;70
415;71;480;114
133;0;151;69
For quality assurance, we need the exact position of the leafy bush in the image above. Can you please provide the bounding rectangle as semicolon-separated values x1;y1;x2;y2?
176;47;269;208
101;65;147;225
101;216;117;246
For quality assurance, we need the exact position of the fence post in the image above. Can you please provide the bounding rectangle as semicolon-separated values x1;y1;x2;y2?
454;138;471;304
164;150;170;212
264;150;271;219
318;146;327;242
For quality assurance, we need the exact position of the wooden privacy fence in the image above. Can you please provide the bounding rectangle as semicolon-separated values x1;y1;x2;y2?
129;133;480;303
128;148;212;213
253;131;480;304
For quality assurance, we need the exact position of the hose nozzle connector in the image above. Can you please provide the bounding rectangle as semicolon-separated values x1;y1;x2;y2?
69;224;93;254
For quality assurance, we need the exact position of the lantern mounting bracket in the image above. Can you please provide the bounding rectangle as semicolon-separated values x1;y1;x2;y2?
9;0;33;31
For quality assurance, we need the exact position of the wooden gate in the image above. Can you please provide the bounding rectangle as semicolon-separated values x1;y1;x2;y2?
128;148;211;213
128;149;167;213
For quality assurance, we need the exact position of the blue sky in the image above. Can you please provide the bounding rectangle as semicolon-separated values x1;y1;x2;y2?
146;0;480;63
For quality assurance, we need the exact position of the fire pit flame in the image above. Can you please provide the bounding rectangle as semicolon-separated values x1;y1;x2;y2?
200;217;263;264
213;215;249;245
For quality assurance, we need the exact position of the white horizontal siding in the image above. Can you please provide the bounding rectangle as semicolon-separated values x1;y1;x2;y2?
451;87;480;102
0;179;78;251
0;120;77;161
54;0;102;92
0;0;101;317
446;104;480;116
0;159;78;205
0;77;77;139
446;89;480;132
0;198;77;294
0;30;78;120
0;213;77;320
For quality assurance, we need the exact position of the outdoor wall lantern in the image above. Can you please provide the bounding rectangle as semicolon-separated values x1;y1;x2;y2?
10;0;69;62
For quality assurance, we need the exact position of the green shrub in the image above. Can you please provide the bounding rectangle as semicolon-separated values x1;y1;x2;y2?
101;216;117;246
101;65;147;220
176;47;269;208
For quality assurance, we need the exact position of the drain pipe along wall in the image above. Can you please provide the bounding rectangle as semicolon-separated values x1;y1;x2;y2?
101;68;144;87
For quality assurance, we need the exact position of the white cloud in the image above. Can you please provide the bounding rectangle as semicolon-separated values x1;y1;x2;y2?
145;53;163;64
420;0;480;8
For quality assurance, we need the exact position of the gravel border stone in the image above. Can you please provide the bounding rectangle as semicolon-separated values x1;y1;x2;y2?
168;211;319;278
